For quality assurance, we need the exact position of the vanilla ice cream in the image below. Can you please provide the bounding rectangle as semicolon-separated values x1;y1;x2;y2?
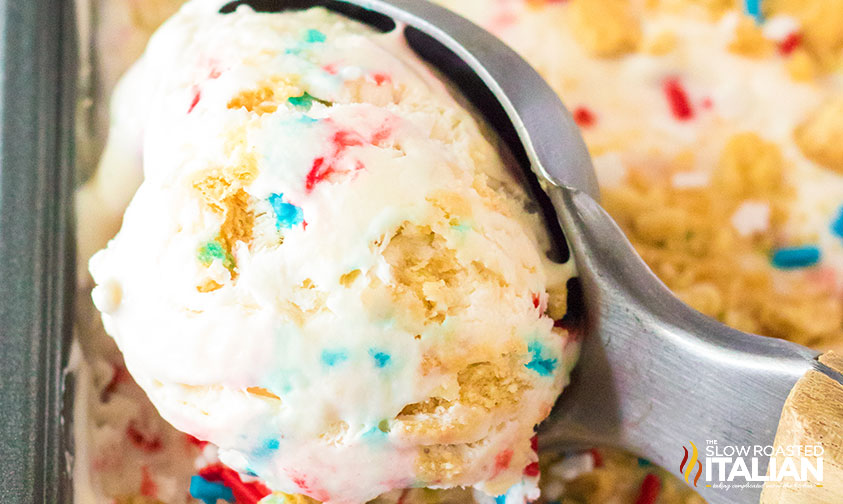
88;2;577;503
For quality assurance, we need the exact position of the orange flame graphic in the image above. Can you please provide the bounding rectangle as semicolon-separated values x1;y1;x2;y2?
679;441;703;487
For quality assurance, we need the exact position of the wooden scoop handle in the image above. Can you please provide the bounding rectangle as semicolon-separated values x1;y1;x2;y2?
761;352;843;503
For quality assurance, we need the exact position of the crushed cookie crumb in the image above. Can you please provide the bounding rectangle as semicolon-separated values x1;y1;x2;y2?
728;15;774;58
643;30;678;55
227;76;303;114
794;96;843;173
568;0;642;58
786;48;818;81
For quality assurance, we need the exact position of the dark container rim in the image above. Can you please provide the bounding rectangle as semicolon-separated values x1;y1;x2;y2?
0;0;76;502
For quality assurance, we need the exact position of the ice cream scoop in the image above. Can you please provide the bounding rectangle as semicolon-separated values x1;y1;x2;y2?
89;2;578;503
261;1;843;504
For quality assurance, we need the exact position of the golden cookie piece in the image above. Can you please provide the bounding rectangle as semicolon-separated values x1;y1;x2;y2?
794;96;843;173
568;0;642;58
728;15;773;58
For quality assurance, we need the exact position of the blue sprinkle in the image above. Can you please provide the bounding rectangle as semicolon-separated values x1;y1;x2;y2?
369;349;391;368
244;468;259;477
744;0;763;23
305;29;327;43
264;438;280;450
494;494;507;504
268;193;304;229
638;457;652;467
189;475;235;504
831;206;843;239
298;115;319;124
321;349;348;367
771;245;821;270
525;341;557;377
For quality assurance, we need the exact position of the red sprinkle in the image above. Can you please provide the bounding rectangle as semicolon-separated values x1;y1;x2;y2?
188;88;201;114
372;73;391;86
530;435;539;453
494;450;514;472
572;106;596;128
523;462;540;477
101;363;129;402
288;473;330;502
396;489;411;504
778;32;802;56
140;466;158;497
305;126;391;192
635;473;662;504
199;464;272;504
305;157;333;192
701;97;713;110
590;448;604;468
126;423;163;453
185;434;208;449
323;63;339;75
532;293;541;309
662;77;694;121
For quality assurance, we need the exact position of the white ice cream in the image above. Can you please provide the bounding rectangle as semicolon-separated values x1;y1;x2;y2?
88;2;577;503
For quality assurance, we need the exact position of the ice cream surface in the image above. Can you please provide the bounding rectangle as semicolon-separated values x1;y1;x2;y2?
88;1;576;503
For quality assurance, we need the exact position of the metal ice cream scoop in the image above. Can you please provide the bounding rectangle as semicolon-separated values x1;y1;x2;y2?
227;1;843;503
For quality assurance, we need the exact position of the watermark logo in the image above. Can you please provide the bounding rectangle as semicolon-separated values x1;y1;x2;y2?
675;440;824;491
679;441;703;487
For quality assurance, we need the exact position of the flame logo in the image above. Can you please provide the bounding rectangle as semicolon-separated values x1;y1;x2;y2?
679;441;703;487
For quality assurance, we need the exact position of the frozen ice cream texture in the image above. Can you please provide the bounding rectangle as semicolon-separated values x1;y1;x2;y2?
90;1;577;503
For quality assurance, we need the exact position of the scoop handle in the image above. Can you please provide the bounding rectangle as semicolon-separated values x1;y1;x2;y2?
760;352;843;503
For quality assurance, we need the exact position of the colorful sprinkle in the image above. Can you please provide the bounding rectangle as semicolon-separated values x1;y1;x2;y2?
321;349;349;367
451;221;471;233
372;72;391;86
590;448;604;468
494;450;514;472
525;340;557;376
305;130;367;192
494;494;507;504
198;240;234;269
264;438;280;451
771;245;821;269
185;434;209;449
831;206;843;239
572;106;596;128
287;92;331;111
198;464;272;504
268;193;304;229
100;363;129;402
126;422;163;453
369;349;392;368
663;77;694;121
744;0;763;23
523;462;540;477
190;475;235;504
140;466;158;497
305;29;327;43
635;473;662;504
188;89;202;114
637;457;652;467
778;32;802;55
